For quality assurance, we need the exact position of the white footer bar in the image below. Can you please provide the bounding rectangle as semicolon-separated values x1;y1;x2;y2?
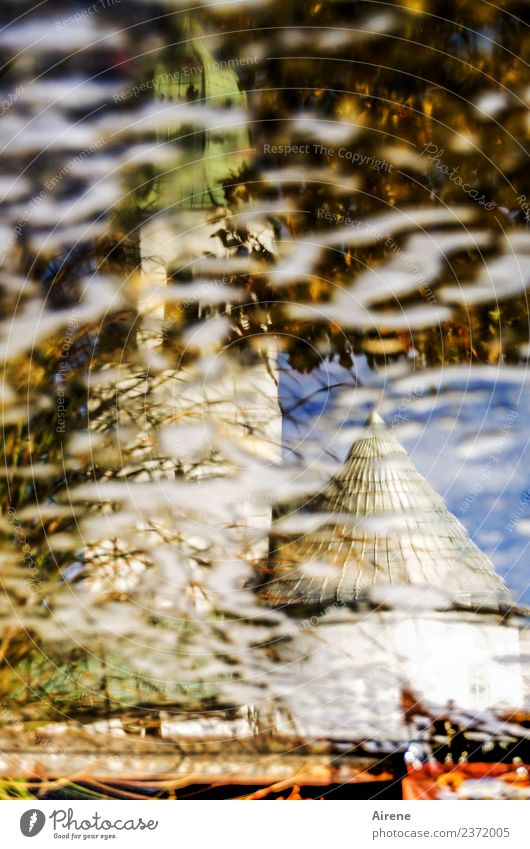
3;799;530;849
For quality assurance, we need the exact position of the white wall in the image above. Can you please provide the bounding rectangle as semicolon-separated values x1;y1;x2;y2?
266;610;523;740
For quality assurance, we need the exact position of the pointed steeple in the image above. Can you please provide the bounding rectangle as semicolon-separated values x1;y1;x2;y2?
265;413;512;610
